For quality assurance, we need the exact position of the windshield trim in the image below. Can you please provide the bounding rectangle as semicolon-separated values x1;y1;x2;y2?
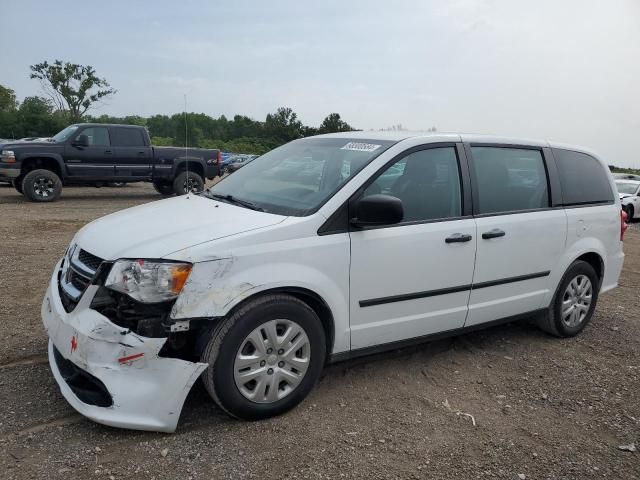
209;137;399;217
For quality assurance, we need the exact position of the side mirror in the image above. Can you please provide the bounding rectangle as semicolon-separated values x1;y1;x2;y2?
73;134;89;147
351;194;404;227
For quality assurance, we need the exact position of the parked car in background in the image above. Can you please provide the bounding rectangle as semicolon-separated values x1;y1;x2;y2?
616;178;640;221
226;154;258;173
42;132;624;432
0;123;221;201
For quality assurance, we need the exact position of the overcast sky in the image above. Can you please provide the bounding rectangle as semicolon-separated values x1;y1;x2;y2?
1;0;639;166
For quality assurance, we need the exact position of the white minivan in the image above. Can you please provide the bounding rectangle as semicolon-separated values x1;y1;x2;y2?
42;132;626;432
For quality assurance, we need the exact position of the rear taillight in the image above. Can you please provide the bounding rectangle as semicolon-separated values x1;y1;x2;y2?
621;209;629;241
217;150;222;165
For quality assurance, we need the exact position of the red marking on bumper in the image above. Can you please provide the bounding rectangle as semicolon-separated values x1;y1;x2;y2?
118;353;144;363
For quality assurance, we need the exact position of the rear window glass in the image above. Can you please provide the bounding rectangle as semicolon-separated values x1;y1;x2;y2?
553;149;614;205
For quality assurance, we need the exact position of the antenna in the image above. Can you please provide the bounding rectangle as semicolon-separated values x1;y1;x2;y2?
184;93;189;197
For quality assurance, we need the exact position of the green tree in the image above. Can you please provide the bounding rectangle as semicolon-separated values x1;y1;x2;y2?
17;96;63;137
318;113;353;134
29;60;116;121
264;107;304;142
0;84;18;112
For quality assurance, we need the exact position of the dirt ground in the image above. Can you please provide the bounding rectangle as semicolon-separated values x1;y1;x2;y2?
0;182;638;480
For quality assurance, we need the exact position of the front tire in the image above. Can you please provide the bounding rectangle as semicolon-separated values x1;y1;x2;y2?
624;205;634;223
22;169;62;202
536;260;599;337
173;171;204;195
201;294;326;420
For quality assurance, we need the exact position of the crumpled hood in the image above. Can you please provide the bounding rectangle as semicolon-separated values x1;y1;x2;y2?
619;193;632;199
74;194;286;260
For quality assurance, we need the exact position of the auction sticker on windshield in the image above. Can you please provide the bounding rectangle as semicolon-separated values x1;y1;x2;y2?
341;142;382;152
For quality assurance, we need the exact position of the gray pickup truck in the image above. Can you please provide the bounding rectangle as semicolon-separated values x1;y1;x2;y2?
0;123;221;201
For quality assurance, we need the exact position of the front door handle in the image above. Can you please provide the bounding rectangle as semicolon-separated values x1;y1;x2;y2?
482;228;506;239
445;233;473;243
104;149;113;155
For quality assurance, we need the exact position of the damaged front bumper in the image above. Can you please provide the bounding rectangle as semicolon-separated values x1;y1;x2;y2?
42;259;208;432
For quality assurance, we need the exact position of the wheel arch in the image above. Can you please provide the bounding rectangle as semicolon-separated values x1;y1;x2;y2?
20;155;65;178
220;286;336;359
174;159;204;179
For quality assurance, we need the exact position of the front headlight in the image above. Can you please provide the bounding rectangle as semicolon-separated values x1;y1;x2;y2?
1;150;16;163
105;259;192;303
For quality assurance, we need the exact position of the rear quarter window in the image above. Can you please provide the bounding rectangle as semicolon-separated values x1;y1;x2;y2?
553;149;614;206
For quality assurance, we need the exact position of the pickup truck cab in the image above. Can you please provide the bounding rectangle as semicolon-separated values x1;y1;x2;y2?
0;123;220;201
42;132;625;432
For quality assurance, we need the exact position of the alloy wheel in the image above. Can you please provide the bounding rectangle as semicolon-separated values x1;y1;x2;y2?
32;176;54;198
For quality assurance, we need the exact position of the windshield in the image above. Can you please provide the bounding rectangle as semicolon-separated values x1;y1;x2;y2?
52;125;80;143
209;137;395;216
616;181;639;195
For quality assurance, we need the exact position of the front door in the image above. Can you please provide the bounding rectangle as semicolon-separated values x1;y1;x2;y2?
64;126;114;177
464;145;567;326
349;144;477;350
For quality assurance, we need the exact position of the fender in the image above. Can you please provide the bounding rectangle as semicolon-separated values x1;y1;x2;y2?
19;153;67;178
170;257;351;354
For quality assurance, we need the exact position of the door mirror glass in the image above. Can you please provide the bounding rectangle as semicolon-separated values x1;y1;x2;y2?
351;194;404;227
74;134;90;147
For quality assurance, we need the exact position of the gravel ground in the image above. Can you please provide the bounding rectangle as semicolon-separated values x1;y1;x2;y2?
0;182;638;479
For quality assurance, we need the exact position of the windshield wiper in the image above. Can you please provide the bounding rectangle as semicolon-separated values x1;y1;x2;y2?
205;192;264;212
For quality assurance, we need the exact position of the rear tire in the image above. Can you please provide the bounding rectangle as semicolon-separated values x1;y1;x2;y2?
173;171;204;195
22;169;62;202
536;260;599;337
153;180;174;196
201;294;326;420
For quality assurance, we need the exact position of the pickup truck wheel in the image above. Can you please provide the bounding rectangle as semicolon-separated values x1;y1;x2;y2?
173;171;204;195
153;181;174;196
536;260;599;338
201;294;326;420
22;169;62;202
13;176;23;194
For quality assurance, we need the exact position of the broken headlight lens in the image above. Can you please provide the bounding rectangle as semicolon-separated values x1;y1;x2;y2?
105;260;192;303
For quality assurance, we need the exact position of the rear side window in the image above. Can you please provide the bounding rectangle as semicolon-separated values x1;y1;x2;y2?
111;128;146;147
470;147;549;214
553;149;614;206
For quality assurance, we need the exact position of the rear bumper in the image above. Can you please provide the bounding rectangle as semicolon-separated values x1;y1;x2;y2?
42;259;208;432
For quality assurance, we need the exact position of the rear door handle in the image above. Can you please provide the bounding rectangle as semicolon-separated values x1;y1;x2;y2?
482;228;506;239
138;151;146;155
104;149;113;155
445;233;473;243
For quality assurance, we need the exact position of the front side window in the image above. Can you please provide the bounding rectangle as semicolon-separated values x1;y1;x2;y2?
363;147;462;222
209;138;395;216
471;147;549;214
77;127;110;147
616;182;639;195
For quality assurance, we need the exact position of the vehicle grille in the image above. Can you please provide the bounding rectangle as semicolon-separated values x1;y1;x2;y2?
78;249;103;271
58;245;105;313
